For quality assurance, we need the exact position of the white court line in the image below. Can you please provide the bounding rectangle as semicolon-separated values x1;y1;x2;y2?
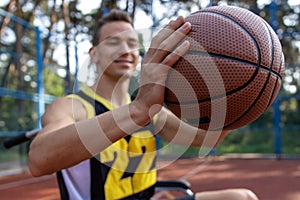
0;174;55;190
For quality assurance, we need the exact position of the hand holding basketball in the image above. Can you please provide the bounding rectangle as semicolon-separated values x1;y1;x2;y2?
165;6;285;130
136;16;191;117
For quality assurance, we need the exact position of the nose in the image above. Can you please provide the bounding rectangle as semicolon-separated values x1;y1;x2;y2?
119;42;132;55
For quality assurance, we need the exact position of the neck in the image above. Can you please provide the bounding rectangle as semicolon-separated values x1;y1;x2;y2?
91;75;130;107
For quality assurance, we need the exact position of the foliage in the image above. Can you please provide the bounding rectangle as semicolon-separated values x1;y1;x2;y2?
0;97;38;132
43;67;65;96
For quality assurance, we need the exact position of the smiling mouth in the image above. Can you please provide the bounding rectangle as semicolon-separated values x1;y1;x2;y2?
115;60;133;63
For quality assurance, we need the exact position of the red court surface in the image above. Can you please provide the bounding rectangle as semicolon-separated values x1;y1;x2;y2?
0;156;299;200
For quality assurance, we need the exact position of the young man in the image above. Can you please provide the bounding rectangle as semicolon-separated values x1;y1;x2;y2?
28;9;258;200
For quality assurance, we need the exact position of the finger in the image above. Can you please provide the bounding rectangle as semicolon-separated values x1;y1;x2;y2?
140;41;190;89
162;40;190;67
149;21;191;63
145;16;185;59
152;16;185;45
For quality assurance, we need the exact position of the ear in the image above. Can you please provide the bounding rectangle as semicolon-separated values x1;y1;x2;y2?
89;46;97;63
89;46;94;54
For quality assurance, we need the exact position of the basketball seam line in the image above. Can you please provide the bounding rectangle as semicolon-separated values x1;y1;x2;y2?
189;9;263;106
168;8;283;130
265;21;283;109
185;50;282;79
267;57;283;108
165;50;260;104
166;10;264;105
223;20;278;130
164;51;278;105
189;10;282;80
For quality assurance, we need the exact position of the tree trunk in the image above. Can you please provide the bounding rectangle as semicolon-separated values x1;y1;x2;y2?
62;0;71;94
15;0;25;130
42;0;57;63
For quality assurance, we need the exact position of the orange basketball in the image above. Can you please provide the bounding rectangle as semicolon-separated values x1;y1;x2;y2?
164;6;285;130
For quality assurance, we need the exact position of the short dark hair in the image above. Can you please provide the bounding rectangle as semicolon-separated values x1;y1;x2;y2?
92;9;133;46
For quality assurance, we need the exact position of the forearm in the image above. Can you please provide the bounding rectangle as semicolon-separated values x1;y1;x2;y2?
28;102;150;177
156;109;204;146
157;108;229;147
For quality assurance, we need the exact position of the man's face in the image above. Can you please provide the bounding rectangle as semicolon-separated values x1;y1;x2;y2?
92;21;139;80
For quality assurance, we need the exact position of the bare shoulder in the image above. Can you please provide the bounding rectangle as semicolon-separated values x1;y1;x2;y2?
42;97;87;126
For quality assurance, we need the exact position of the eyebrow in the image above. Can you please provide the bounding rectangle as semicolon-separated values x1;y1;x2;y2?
104;35;138;42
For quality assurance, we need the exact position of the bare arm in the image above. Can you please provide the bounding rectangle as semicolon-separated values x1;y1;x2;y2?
156;107;230;147
28;16;192;177
28;97;149;176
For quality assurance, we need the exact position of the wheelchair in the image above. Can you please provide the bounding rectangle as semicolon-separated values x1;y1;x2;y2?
155;179;194;199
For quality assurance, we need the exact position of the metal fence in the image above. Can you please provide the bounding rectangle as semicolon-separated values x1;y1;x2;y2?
0;9;48;173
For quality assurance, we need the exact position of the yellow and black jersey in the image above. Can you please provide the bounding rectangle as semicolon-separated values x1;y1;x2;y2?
57;86;157;200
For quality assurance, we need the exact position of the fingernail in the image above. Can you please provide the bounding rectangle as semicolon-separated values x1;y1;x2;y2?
182;40;190;48
182;22;191;29
176;16;183;22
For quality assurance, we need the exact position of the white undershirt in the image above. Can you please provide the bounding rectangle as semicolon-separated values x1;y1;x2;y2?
61;160;91;200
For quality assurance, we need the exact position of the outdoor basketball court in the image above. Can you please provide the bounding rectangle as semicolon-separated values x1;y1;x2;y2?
0;156;299;200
